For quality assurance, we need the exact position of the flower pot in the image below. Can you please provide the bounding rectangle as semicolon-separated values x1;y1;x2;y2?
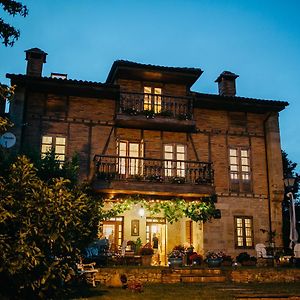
141;255;152;266
168;257;183;267
206;258;222;267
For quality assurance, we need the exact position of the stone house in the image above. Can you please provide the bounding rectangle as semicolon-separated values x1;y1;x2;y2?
6;48;288;264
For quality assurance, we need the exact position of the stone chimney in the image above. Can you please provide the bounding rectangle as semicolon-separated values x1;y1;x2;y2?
215;71;239;96
25;48;47;76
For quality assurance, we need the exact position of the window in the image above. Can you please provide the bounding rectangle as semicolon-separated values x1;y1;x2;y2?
234;216;254;248
229;147;251;192
117;141;143;176
164;144;186;177
41;136;66;163
144;86;162;113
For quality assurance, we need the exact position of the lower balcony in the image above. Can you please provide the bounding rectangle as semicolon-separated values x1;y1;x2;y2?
93;155;214;199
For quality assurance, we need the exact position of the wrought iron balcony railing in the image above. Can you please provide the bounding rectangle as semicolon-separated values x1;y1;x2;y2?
119;92;193;120
94;155;213;185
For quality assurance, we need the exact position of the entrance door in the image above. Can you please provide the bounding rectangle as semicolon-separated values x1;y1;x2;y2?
146;217;167;265
100;217;124;251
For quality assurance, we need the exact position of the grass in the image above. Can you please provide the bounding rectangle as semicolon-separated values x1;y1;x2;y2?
70;282;300;300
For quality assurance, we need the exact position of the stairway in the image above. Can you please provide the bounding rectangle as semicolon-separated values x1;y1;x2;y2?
162;268;227;283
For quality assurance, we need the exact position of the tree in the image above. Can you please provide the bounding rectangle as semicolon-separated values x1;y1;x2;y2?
0;0;28;46
0;0;28;132
0;156;100;299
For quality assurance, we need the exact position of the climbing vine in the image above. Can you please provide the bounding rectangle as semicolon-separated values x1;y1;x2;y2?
101;194;219;224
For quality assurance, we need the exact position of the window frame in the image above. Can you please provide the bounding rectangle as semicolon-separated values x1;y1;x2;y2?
143;86;162;113
41;135;66;164
229;146;252;193
117;140;144;177
163;143;186;177
234;216;254;249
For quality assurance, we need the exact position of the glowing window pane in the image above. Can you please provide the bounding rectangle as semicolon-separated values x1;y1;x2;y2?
164;145;173;152
56;137;65;145
230;149;237;156
154;88;161;94
55;145;65;154
42;136;52;144
41;144;52;153
144;87;151;94
241;150;248;157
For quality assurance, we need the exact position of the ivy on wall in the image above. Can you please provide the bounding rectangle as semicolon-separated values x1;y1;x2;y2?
100;194;218;224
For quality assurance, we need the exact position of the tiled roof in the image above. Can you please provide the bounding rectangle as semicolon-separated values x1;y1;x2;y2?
106;60;203;84
112;60;202;73
6;73;117;88
193;91;288;111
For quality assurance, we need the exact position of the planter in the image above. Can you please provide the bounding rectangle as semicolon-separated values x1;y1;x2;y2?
168;257;183;267
141;255;153;266
241;260;256;266
206;258;223;267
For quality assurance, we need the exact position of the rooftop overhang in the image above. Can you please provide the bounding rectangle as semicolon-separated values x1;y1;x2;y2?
193;92;289;113
6;74;120;99
106;60;203;88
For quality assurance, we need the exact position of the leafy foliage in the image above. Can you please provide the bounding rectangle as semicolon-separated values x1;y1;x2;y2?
0;156;100;299
0;84;15;133
101;195;218;224
0;0;28;46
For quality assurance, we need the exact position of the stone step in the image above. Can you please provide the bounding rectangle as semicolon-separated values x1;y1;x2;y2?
181;275;226;283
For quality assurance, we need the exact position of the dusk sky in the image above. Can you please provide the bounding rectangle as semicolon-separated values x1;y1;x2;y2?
1;0;299;171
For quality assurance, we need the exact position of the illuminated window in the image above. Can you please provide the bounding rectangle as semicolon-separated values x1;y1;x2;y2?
41;136;66;163
229;147;251;192
117;141;143;176
143;86;162;113
234;216;254;248
164;144;186;177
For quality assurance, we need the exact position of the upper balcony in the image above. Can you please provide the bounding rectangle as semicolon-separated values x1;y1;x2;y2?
93;155;214;199
115;92;196;132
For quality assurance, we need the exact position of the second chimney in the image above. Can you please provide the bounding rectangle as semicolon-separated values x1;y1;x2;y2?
25;48;47;77
215;71;239;97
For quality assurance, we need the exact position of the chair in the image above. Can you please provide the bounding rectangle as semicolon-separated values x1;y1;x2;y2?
255;243;273;267
77;262;98;287
255;243;272;258
294;243;300;258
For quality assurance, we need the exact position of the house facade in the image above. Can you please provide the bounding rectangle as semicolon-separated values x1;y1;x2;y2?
6;48;287;264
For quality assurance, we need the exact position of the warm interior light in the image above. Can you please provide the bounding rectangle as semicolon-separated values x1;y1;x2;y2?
138;208;145;217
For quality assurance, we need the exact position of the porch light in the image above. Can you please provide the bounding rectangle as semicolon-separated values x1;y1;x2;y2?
284;176;296;189
138;208;145;217
283;176;298;249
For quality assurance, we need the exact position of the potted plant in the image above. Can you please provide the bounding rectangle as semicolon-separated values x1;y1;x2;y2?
139;243;154;266
236;252;257;266
205;251;224;267
168;245;185;267
221;255;233;266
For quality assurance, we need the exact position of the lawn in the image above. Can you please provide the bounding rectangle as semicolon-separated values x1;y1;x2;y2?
70;282;300;300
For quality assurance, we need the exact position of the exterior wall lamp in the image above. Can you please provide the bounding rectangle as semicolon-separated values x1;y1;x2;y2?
138;207;145;217
283;176;299;249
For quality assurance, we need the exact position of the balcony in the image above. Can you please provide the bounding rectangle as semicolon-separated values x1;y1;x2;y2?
115;92;196;132
93;155;214;198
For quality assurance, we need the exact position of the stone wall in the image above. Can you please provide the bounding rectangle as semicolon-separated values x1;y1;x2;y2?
230;268;300;283
94;267;300;285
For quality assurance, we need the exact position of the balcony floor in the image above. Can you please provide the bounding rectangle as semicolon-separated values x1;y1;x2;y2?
93;180;215;199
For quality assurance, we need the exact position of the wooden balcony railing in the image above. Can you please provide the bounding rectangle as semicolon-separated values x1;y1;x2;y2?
94;155;213;185
119;92;193;120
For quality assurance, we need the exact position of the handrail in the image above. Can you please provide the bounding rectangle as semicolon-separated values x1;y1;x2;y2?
94;155;213;185
119;92;193;119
